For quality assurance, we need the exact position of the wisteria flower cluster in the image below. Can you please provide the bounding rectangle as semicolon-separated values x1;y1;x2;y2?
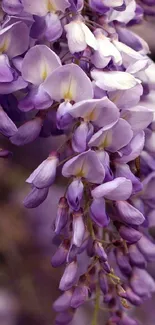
1;0;155;324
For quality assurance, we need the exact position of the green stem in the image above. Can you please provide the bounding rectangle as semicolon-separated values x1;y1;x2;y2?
92;285;100;325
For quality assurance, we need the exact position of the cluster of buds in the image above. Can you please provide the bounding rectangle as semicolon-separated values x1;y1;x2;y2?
1;0;155;324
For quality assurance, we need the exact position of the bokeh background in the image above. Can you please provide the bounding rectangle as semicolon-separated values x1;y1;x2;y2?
0;20;155;325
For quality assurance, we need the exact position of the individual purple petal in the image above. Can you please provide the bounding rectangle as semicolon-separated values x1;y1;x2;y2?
69;0;84;11
129;244;147;268
43;63;93;102
26;152;59;189
2;0;23;14
98;270;109;294
23;187;49;208
22;0;49;16
53;291;73;312
62;150;105;184
18;85;53;112
54;197;69;235
130;268;155;298
10;116;44;146
114;163;142;194
120;313;139;325
44;13;63;41
0;54;14;83
21;45;61;86
51;241;69;268
116;26;149;53
59;260;78;291
137;234;155;261
56;102;73;130
0;149;12;158
121;106;153;135
72;210;85;247
67;179;84;211
115;248;132;276
55;309;74;325
116;131;145;163
91;177;132;201
115;201;145;226
89;118;133;153
91;69;140;91
101;261;111;273
90;198;110;227
0;76;28;94
119;225;142;244
109;84;143;110
124;287;143;306
94;241;107;261
0;22;29;59
70;284;89;308
72;122;94;153
69;97;119;129
96;151;113;182
0;106;17;137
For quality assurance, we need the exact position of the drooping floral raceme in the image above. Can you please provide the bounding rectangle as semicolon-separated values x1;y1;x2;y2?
1;0;155;324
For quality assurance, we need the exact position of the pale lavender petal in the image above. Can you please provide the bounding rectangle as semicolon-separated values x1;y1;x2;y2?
91;177;132;200
109;84;143;110
23;187;49;208
43;63;93;102
115;201;145;226
10;116;43;146
72;210;85;247
62;150;105;184
91;69;140;91
0;21;29;59
55;310;74;325
26;153;59;188
22;0;48;16
121;106;153;134
96;150;113;181
21;45;61;86
116;131;145;163
89;118;133;152
69;97;119;129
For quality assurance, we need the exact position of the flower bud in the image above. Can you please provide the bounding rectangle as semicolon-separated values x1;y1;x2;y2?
72;209;85;247
118;225;142;244
26;152;59;189
70;284;89;308
115;200;145;226
23;187;49;208
51;241;69;268
59;260;78;291
94;241;107;262
53;290;73;312
98;270;109;294
67;179;84;211
54;197;69;235
115;248;132;276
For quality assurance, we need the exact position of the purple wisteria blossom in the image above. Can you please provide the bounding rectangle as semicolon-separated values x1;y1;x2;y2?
1;0;155;324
